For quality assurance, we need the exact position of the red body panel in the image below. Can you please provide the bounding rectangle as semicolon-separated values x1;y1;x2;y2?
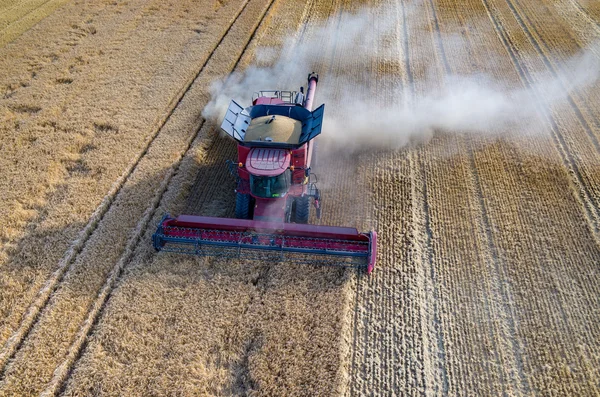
245;148;291;177
252;198;287;222
169;215;370;240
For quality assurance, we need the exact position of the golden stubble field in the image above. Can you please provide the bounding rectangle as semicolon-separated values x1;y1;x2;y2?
1;0;600;395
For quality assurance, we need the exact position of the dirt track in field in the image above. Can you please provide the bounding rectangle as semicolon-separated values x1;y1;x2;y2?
1;0;600;395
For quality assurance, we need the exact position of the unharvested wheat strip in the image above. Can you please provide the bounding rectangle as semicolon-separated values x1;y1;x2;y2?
0;2;275;395
35;2;281;395
185;134;238;215
0;0;253;371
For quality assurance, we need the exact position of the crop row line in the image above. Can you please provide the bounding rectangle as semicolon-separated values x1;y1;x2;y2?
0;0;253;380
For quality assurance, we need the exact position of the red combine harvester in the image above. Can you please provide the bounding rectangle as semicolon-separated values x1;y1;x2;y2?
153;74;377;273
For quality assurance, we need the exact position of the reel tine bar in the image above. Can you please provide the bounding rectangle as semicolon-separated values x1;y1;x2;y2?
153;215;377;273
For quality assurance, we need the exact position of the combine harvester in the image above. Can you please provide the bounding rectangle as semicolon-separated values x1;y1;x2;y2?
153;74;377;273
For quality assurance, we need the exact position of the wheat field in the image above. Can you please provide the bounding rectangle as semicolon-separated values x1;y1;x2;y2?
0;0;599;395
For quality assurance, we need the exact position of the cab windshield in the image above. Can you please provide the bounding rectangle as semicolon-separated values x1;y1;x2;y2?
250;171;290;198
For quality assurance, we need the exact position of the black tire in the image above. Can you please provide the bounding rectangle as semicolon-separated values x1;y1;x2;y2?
235;192;251;219
294;196;310;224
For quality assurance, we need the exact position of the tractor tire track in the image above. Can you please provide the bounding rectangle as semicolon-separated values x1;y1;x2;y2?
39;1;279;395
0;0;254;378
422;2;453;396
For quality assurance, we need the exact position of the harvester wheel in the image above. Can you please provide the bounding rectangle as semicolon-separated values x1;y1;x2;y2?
294;196;310;224
235;193;251;219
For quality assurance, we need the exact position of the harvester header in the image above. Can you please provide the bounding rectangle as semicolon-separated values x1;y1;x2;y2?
153;73;377;273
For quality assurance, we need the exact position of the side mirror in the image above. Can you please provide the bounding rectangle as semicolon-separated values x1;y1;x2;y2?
305;167;311;177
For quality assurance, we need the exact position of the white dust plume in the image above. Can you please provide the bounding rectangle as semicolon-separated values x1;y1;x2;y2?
202;4;600;150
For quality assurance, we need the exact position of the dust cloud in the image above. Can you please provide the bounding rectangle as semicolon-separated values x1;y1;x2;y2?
202;4;600;150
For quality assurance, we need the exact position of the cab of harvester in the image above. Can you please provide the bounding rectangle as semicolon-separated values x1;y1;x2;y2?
222;73;323;224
